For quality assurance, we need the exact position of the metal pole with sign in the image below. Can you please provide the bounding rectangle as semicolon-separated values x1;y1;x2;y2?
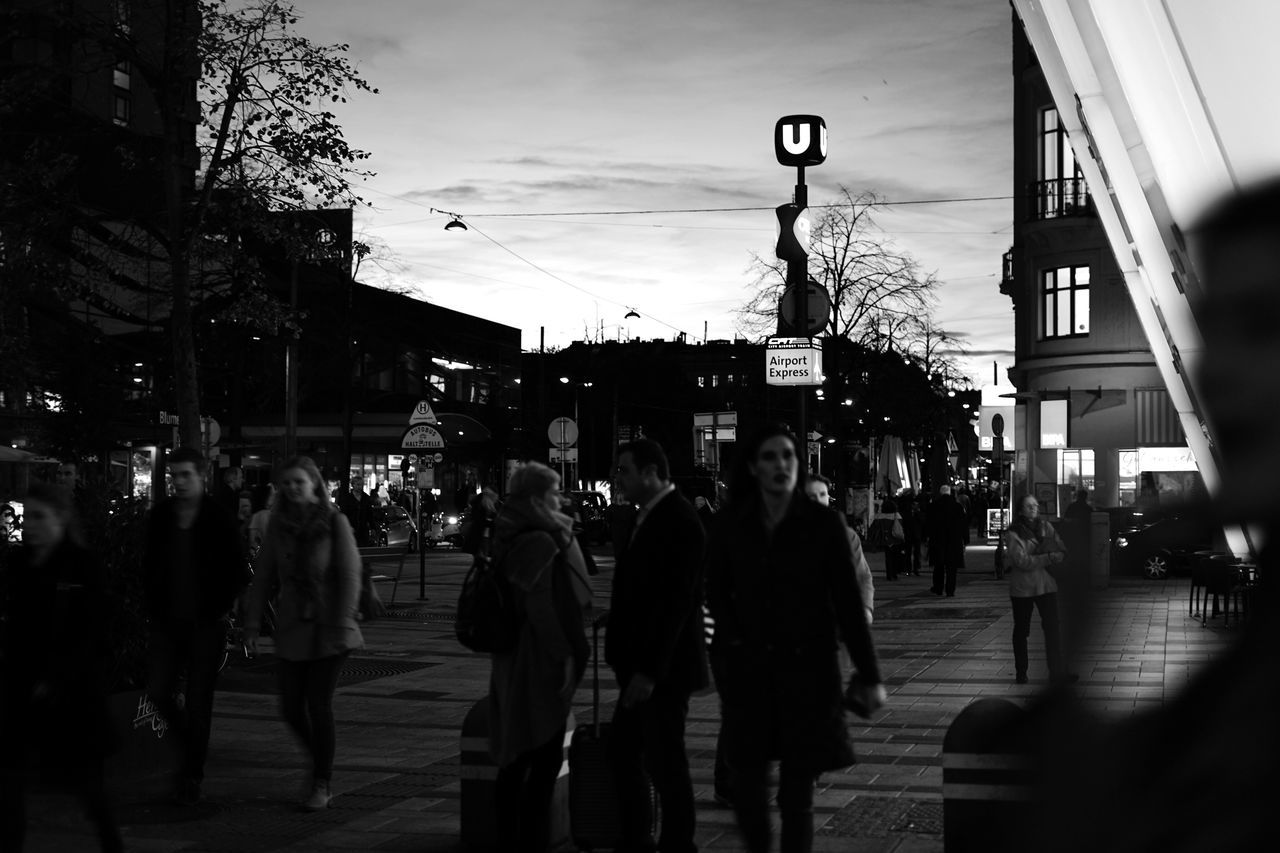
402;406;444;601
992;413;1006;579
775;115;828;470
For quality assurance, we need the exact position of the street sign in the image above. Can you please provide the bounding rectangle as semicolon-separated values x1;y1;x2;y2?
401;424;445;450
774;115;828;167
433;452;444;463
550;447;579;464
765;337;823;387
778;279;831;336
548;417;579;448
807;441;821;456
409;400;438;425
775;203;811;262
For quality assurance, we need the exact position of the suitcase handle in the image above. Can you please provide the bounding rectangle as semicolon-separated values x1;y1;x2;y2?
590;608;610;735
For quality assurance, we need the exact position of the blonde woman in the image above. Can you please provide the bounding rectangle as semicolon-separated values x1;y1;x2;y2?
243;456;362;811
487;462;592;852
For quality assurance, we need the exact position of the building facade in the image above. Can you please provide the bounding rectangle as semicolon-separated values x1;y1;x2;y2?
1001;19;1199;517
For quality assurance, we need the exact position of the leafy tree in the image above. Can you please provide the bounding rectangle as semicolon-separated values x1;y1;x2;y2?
1;0;377;450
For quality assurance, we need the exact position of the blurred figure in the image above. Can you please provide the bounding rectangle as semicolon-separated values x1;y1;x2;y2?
142;447;248;807
693;495;715;528
53;460;79;492
1062;489;1093;523
1003;494;1072;685
248;483;277;554
805;474;874;622
608;439;707;853
337;475;375;547
0;483;121;852
706;424;884;853
487;462;592;852
212;466;243;517
461;486;499;556
927;485;968;596
243;456;363;811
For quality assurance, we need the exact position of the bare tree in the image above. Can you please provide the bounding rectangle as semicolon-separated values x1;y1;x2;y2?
736;187;938;345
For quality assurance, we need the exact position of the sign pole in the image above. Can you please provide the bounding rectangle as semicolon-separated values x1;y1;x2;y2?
792;169;808;473
417;454;427;600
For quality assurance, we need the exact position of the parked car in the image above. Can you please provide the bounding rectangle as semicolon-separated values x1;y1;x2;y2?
565;490;609;545
1110;508;1216;580
371;504;418;552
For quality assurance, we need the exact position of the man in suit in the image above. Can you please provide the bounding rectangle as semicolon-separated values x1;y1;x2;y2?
927;485;968;597
607;439;708;853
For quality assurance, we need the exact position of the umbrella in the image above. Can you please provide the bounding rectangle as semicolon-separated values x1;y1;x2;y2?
878;435;910;495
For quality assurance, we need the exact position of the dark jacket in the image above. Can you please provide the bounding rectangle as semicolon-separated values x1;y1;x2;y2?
605;489;709;694
0;540;114;763
142;495;248;623
927;494;968;568
706;497;882;773
338;490;377;547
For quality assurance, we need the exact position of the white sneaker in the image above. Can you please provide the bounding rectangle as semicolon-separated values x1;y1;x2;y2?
304;780;331;811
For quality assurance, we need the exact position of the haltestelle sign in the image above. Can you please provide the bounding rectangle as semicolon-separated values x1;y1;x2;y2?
765;337;823;387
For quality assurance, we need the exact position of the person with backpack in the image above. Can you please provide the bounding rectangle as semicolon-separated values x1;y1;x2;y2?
242;456;363;812
486;462;592;853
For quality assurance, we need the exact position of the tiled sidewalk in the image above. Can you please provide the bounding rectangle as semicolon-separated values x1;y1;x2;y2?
25;545;1238;852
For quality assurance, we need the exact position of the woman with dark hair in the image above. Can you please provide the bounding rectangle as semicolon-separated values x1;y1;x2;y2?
0;482;121;852
1003;494;1075;685
243;456;363;811
706;424;886;853
487;462;592;853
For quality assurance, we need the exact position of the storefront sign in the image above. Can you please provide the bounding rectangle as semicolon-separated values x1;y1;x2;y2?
1138;446;1198;472
1040;400;1068;449
979;404;1016;451
765;337;823;386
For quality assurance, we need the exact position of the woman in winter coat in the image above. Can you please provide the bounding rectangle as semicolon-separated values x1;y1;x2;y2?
1003;494;1076;685
706;424;886;853
488;462;592;853
244;456;363;811
0;482;121;852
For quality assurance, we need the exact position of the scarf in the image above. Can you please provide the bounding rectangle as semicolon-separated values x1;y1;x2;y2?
271;501;333;607
491;498;591;607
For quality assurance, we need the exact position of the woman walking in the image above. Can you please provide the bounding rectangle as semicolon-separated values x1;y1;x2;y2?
243;456;363;811
488;462;592;853
1003;494;1076;685
0;483;121;852
706;424;886;853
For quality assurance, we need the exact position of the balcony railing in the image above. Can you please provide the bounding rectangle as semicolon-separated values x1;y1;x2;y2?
1029;177;1091;220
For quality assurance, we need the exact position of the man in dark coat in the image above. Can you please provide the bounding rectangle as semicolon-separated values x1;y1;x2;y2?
607;439;708;853
337;474;376;547
142;447;249;806
927;485;968;596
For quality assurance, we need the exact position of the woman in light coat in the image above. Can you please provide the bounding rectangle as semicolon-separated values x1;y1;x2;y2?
488;462;592;853
1003;494;1075;685
244;456;363;811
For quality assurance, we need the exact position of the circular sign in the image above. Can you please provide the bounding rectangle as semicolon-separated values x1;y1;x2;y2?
991;413;1005;438
548;417;579;448
433;453;444;463
779;280;832;335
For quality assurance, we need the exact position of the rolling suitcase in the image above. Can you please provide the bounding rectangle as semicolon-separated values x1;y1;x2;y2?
568;610;658;851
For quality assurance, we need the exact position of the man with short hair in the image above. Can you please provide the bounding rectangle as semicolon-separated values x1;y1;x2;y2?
607;438;707;853
927;485;968;597
338;474;376;547
54;460;79;491
805;474;875;622
212;466;243;517
142;447;248;806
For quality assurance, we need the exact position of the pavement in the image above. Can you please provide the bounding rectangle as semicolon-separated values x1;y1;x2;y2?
23;541;1239;852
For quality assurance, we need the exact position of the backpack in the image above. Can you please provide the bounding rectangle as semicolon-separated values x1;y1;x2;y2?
454;550;520;654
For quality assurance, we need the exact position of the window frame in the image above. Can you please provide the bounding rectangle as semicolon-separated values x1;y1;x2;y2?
1040;264;1091;340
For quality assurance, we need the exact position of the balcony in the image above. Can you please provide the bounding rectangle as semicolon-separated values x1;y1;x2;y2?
999;247;1016;302
1029;177;1092;220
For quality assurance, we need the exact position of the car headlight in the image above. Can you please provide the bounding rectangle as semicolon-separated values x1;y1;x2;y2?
446;516;458;525
1116;536;1129;548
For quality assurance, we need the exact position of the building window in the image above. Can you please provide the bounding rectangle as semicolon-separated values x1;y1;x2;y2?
429;374;446;397
1041;265;1090;338
113;89;131;126
1033;107;1088;218
114;59;131;90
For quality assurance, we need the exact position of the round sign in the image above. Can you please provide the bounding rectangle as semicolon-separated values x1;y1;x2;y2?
779;279;832;335
548;417;579;448
433;453;444;463
991;413;1005;438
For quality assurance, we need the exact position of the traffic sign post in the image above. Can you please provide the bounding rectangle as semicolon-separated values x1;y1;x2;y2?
775;115;828;477
548;417;579;484
403;409;446;602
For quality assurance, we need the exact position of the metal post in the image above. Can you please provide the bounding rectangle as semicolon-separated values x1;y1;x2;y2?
285;258;299;458
792;169;808;470
417;454;427;600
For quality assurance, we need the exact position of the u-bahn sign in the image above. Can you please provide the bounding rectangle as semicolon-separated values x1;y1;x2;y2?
401;424;445;450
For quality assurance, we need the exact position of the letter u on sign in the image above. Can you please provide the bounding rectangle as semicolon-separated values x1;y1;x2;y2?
775;115;827;167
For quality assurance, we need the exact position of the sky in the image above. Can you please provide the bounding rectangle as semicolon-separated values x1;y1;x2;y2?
300;0;1016;386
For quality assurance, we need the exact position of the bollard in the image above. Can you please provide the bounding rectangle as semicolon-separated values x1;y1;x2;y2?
942;697;1033;853
460;695;574;851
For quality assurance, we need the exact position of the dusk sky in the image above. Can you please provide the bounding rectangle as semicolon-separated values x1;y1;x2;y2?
303;0;1015;385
